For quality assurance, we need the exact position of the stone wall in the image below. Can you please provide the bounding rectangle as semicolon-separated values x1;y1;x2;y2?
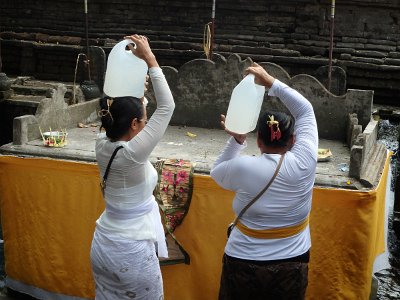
144;55;373;142
1;0;399;104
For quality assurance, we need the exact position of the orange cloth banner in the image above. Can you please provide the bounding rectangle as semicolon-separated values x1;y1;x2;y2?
0;156;101;299
0;153;390;299
307;154;390;299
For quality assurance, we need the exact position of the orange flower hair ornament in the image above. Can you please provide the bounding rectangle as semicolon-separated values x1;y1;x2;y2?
98;98;114;123
267;115;281;141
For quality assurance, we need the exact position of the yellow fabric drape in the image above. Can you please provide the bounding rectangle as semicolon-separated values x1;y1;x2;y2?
307;153;390;300
0;153;390;300
0;156;102;299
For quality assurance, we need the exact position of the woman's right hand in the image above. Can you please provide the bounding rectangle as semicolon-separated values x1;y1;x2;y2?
245;62;275;88
220;114;247;144
124;34;159;68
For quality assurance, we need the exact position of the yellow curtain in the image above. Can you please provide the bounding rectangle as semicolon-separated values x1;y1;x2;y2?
0;154;390;299
307;154;390;299
0;156;101;299
162;175;234;300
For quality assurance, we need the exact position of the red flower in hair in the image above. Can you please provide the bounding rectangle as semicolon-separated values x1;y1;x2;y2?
267;115;282;141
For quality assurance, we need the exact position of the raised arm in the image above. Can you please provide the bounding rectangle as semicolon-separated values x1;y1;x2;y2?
124;35;175;162
247;63;318;167
268;80;318;167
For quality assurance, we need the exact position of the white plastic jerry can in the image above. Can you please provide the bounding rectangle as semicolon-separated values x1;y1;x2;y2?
225;74;265;134
103;39;148;98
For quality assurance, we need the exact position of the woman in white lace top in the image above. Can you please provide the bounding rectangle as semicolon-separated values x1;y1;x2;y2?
90;34;175;300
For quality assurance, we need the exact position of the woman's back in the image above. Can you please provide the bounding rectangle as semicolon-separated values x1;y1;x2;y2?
211;78;318;261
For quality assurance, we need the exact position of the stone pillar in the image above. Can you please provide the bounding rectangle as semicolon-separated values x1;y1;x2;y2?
12;115;37;145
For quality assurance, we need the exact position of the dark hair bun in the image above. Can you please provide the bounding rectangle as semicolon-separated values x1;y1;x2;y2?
99;96;143;140
257;111;294;148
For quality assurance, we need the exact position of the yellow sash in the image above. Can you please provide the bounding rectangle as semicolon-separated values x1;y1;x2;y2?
236;215;310;239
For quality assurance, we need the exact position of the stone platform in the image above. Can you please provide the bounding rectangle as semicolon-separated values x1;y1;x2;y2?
0;123;370;191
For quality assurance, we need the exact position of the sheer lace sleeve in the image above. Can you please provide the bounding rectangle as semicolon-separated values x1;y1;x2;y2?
124;67;175;162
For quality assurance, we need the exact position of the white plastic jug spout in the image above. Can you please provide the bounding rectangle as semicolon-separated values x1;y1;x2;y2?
103;39;148;98
225;74;265;134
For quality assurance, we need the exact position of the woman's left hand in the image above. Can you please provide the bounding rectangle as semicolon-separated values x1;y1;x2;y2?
220;114;246;144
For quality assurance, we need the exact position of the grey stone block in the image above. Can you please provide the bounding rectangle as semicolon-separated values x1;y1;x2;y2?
360;142;387;188
346;113;358;146
333;48;356;55
13;115;38;145
286;44;327;56
342;37;368;44
383;58;400;66
354;50;387;58
349;145;363;179
336;42;365;49
388;52;400;58
298;40;330;47
364;43;396;52
352;57;384;65
270;49;301;57
231;46;272;55
171;42;203;51
151;41;172;49
367;39;397;46
290;33;310;40
340;53;352;60
270;44;285;49
351;125;363;149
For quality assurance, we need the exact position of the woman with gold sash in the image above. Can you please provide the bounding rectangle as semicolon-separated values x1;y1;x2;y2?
211;63;318;300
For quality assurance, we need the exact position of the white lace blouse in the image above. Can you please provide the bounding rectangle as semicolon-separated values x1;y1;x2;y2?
95;67;174;257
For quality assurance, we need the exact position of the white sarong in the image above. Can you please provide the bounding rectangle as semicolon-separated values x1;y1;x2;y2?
90;228;164;300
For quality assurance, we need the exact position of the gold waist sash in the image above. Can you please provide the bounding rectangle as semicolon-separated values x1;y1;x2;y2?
236;215;310;239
